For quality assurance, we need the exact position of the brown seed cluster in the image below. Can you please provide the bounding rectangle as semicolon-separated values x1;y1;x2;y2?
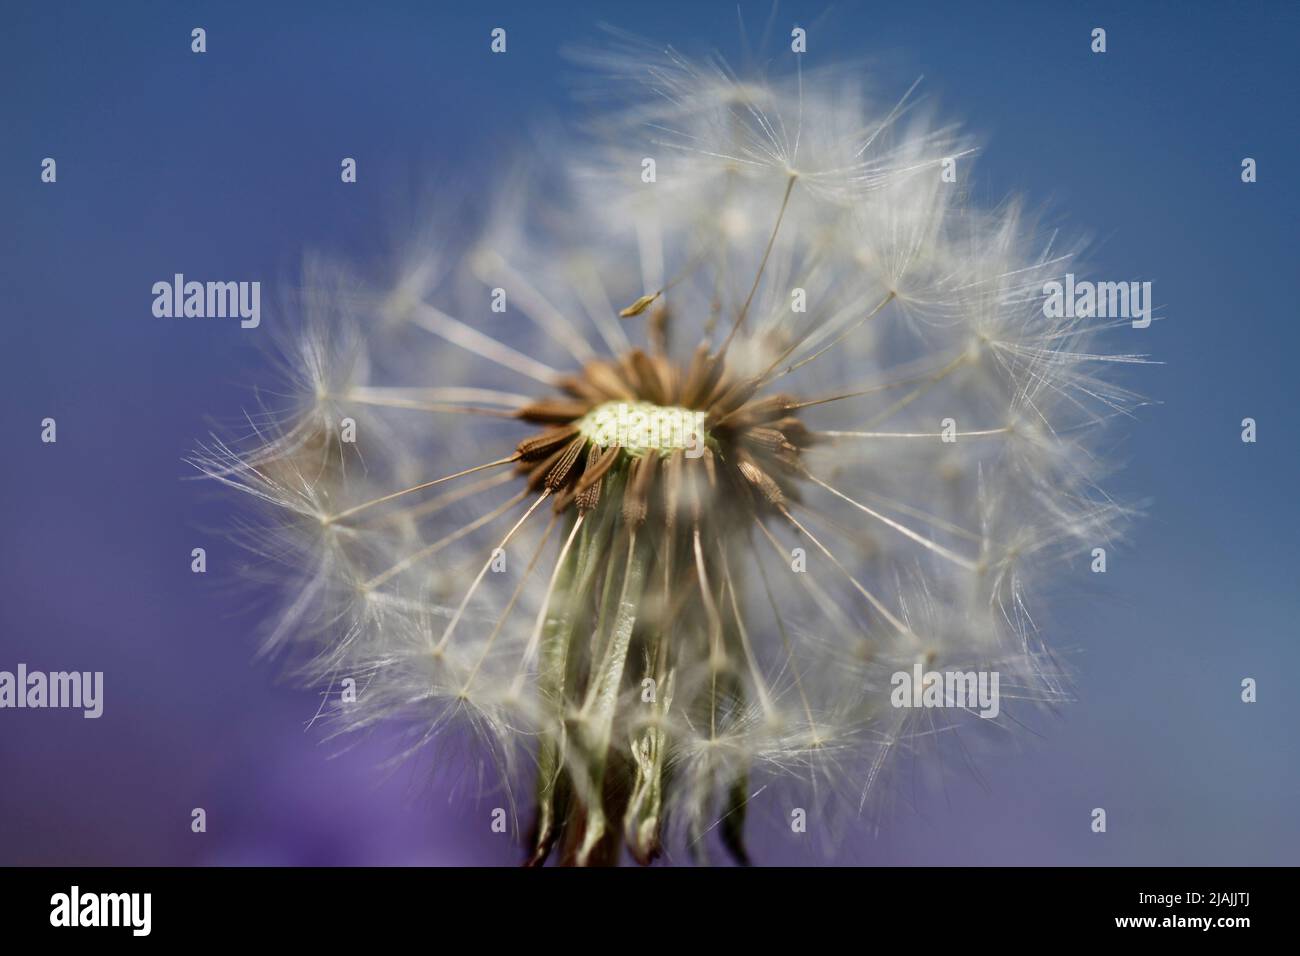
513;341;817;523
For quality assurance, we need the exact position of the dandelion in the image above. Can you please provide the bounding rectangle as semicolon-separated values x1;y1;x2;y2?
192;34;1142;865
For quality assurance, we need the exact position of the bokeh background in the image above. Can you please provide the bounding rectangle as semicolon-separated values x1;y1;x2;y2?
2;0;1297;865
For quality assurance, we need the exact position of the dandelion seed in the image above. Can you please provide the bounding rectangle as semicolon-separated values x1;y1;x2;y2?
194;32;1141;866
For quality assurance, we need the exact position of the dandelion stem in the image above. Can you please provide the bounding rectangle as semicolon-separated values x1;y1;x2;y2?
749;527;819;737
721;172;798;353
528;508;612;866
802;471;978;571
411;302;561;385
342;386;528;417
512;512;587;688
460;513;560;695
692;525;726;740
859;352;970;428
365;469;516;527
776;505;917;639
718;542;777;720
363;489;529;590
328;454;520;524
574;528;646;866
433;490;551;653
783;359;966;413
818;426;1010;439
473;251;598;363
765;291;896;384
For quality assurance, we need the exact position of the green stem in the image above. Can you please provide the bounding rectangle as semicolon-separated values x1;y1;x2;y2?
528;507;608;865
573;529;647;865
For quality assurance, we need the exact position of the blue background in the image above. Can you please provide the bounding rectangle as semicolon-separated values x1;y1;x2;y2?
2;0;1297;865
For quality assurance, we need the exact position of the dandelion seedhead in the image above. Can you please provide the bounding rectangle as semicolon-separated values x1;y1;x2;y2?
193;33;1143;865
